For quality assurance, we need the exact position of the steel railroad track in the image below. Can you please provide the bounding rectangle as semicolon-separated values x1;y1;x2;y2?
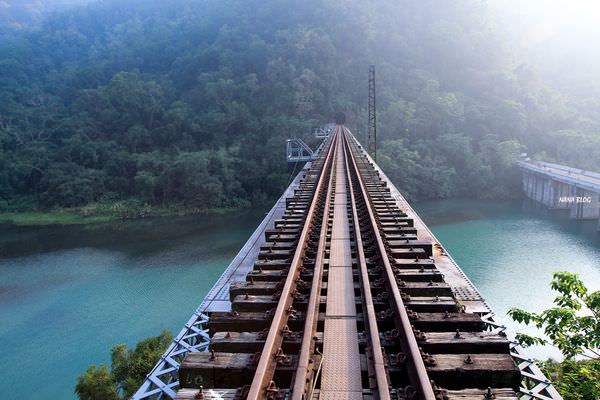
175;127;521;400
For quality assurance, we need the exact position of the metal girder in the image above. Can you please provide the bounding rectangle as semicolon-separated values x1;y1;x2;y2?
481;313;563;400
131;312;210;400
286;138;314;163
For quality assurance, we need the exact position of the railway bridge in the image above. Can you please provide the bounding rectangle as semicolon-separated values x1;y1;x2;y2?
134;127;561;400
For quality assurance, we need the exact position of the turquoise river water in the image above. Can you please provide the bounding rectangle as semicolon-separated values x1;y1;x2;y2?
0;199;599;399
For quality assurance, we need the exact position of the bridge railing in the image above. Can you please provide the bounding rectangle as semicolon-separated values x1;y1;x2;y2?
286;138;314;162
525;160;600;181
517;161;600;193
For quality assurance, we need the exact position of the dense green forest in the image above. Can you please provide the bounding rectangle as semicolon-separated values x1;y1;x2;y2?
1;0;600;214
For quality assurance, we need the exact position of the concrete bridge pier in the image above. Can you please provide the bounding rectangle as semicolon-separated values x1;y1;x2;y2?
522;170;600;218
549;181;571;210
569;188;600;220
522;171;556;208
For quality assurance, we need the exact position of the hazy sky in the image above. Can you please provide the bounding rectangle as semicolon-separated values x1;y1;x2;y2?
491;0;600;93
497;0;600;48
2;0;599;92
0;0;92;29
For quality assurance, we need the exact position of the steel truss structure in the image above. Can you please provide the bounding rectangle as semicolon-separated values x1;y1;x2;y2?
286;138;314;162
134;132;563;400
132;311;210;399
481;313;563;400
132;309;563;400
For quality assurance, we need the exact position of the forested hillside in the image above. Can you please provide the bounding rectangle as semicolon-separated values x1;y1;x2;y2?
1;0;599;213
0;0;91;31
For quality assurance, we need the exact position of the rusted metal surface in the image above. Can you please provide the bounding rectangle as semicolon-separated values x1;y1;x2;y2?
320;135;362;398
174;126;533;400
343;128;437;399
291;129;337;400
343;138;390;400
246;131;339;399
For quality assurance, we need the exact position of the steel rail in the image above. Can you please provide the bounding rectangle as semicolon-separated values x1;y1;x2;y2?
342;132;391;400
290;126;340;400
343;127;437;400
246;129;340;399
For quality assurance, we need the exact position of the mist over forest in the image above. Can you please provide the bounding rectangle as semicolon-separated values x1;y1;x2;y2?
1;0;600;212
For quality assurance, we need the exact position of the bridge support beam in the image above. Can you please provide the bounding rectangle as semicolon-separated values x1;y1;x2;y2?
569;189;600;220
522;171;555;208
522;170;600;221
549;181;571;210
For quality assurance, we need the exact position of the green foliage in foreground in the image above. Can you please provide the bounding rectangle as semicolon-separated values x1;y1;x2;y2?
539;359;600;400
508;272;600;359
509;272;600;398
76;330;172;400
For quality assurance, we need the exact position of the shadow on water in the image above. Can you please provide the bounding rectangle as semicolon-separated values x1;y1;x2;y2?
0;208;267;260
0;207;268;399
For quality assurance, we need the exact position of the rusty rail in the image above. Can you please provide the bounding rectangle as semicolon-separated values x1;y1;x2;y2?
245;130;339;399
343;127;436;399
342;134;391;400
175;126;526;400
290;126;340;400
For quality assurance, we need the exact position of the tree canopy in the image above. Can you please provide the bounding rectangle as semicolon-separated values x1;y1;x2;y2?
75;330;172;399
1;0;600;212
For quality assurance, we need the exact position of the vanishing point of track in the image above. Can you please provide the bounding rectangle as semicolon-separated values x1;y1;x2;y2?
175;127;521;400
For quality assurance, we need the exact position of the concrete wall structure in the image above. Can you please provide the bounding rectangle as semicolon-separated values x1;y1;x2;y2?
518;161;600;227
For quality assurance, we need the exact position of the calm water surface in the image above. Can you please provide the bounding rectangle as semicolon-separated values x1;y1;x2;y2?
415;199;600;360
0;209;265;400
1;199;599;399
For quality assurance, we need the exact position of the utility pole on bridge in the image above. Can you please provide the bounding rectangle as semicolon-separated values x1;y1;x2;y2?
368;65;377;161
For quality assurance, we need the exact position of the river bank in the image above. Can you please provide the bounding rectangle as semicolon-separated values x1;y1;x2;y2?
0;201;251;227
